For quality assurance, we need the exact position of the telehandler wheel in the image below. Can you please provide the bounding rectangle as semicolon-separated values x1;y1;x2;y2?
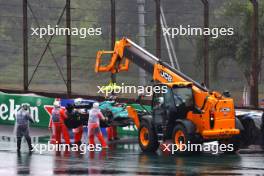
138;121;159;152
172;124;194;153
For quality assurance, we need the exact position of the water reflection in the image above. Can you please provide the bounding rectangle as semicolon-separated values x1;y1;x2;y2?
136;150;243;175
16;152;32;175
13;139;245;175
53;149;72;175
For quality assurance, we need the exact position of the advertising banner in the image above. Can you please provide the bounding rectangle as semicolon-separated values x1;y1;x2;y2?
0;92;55;128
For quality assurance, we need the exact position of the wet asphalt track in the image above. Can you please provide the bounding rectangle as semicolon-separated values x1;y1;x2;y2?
0;126;264;175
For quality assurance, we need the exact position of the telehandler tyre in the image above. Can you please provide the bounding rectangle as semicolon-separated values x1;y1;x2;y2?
172;124;195;153
138;121;159;152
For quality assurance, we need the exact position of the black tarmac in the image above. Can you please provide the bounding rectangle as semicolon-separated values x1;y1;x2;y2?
0;125;264;175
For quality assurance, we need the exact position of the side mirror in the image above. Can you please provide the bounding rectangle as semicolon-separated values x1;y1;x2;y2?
223;90;231;97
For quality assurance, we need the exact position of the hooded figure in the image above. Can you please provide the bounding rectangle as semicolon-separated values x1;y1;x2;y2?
14;103;34;152
64;103;83;145
88;102;107;148
74;98;89;144
72;98;84;145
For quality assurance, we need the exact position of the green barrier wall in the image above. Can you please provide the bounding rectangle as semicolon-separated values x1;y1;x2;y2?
0;92;55;128
0;92;137;135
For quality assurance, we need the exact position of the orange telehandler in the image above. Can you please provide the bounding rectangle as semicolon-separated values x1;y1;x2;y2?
95;38;241;152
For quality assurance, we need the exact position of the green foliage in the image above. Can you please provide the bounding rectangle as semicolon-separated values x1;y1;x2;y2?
197;0;264;85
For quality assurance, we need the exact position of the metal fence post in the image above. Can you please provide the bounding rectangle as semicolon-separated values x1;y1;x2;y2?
250;0;259;107
156;0;161;58
66;0;71;96
23;0;28;91
201;0;209;88
111;0;116;83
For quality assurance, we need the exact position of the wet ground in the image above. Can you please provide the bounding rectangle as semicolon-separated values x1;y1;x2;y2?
0;125;264;175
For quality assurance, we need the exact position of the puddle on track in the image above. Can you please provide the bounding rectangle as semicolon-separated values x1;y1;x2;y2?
0;136;264;175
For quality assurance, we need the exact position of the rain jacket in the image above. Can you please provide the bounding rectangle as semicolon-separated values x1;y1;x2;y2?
14;109;34;137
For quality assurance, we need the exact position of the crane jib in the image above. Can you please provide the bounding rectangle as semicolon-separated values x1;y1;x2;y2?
160;62;208;92
123;39;208;92
123;47;155;74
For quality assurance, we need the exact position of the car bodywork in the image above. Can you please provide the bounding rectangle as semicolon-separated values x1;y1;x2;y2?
236;109;264;147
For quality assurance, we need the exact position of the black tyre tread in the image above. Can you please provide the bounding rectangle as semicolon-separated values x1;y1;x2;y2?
172;124;194;145
138;121;159;152
172;124;198;154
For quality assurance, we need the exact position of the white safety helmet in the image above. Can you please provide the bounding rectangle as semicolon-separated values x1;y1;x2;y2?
158;97;164;105
93;102;100;109
53;101;60;108
74;98;83;106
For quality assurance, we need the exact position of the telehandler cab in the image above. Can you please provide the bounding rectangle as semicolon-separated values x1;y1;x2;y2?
95;38;241;152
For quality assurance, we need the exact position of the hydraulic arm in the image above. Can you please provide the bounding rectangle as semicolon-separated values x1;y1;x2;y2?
96;38;212;109
95;38;206;91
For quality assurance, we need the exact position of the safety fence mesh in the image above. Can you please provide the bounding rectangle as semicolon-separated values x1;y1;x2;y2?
0;0;263;105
